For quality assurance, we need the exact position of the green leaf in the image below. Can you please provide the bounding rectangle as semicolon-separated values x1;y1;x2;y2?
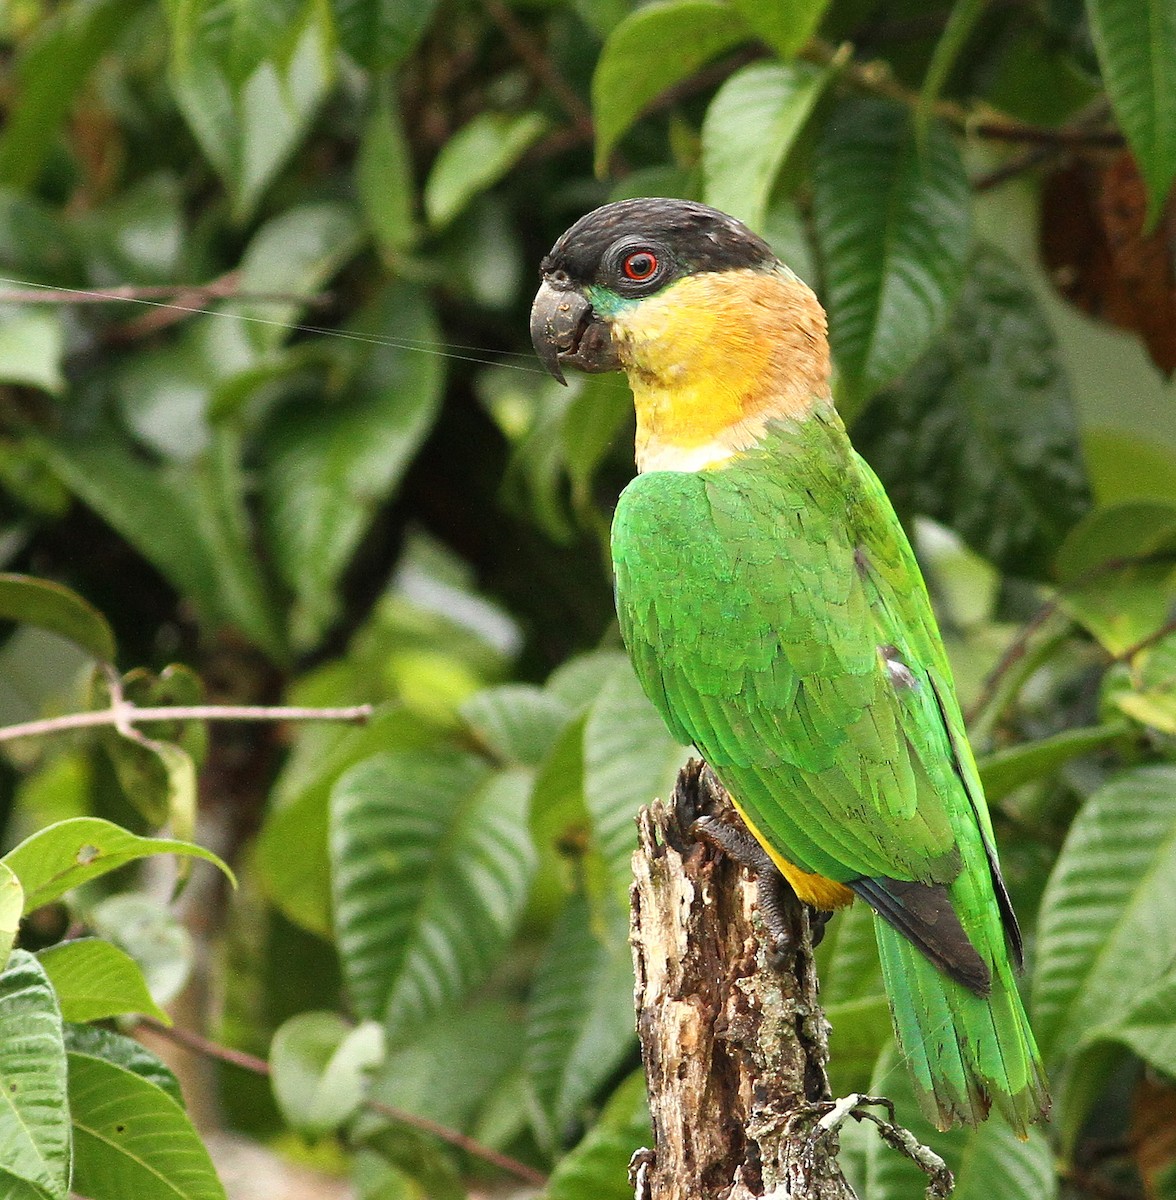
354;1005;525;1193
352;1130;464;1200
63;1025;183;1108
167;0;334;223
0;310;64;394
38;429;288;661
544;1071;651;1200
1055;499;1176;655
0;862;21;973
701;61;832;232
0;572;115;664
424;112;549;229
461;684;572;767
592;0;751;175
89;665;205;835
68;1051;226;1200
0;0;149;189
0;951;70;1200
1115;687;1176;732
1087;0;1176;227
355;1002;523;1200
269;1012;384;1137
110;315;245;461
81;172;184;285
3;816;233;914
256;705;437;938
853;244;1091;578
813;97;971;416
560;374;634;517
227;201;364;353
367;999;524;1133
37;938;170;1025
358;83;418;258
583;661;689;907
491;369;580;544
977;721;1130;801
525;891;635;1151
331;752;535;1033
547;651;631;714
817;895;884;1006
823;993;893;1096
260;283;443;650
917;0;986;136
87;894;194;1009
334;0;439;69
727;0;829;57
1032;766;1176;1120
1114;630;1176;733
1089;969;1176;1077
840;1040;1055;1200
815;899;890;1093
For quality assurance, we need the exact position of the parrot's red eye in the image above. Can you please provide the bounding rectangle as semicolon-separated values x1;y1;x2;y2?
622;251;659;281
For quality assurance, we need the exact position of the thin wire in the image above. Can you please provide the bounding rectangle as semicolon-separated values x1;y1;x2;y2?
0;275;547;374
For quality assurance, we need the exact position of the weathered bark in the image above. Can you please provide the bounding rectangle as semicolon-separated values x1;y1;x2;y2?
629;760;857;1200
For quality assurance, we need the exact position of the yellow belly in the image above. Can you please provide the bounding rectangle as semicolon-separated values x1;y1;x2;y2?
732;800;855;911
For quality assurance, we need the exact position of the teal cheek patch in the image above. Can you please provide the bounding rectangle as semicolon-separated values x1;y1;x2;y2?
585;285;640;317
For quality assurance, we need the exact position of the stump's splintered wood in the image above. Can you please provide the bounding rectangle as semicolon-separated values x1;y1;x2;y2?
629;760;858;1200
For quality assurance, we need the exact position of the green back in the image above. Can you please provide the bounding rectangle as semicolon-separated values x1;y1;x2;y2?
612;403;993;890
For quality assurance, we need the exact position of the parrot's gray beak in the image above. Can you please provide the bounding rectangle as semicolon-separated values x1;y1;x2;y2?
530;279;620;384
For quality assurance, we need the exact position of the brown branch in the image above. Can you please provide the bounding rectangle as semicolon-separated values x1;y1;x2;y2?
964;597;1062;727
0;275;333;309
136;1018;549;1189
140;1017;271;1076
966;549;1176;728
970;121;1123;147
973;145;1058;192
803;37;1121;150
802;38;970;129
365;1099;548;1187
1114;615;1176;663
1057;1164;1140;1200
630;762;948;1198
479;0;594;138
0;702;373;744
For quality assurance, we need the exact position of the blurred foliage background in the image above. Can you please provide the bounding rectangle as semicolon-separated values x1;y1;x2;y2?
0;0;1175;1197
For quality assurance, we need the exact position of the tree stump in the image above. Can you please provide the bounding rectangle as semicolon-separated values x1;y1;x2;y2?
629;760;857;1200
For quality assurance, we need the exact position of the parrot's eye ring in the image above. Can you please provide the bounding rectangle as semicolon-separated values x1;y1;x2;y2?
622;250;659;281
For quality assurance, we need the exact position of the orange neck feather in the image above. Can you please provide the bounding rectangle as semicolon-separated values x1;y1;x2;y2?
607;267;831;473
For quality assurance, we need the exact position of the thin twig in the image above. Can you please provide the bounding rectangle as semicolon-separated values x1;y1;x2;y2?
136;1018;549;1188
1057;1164;1140;1200
0;703;373;744
970;121;1123;147
973;145;1057;192
802;37;970;129
140;1017;272;1075
480;0;594;138
365;1099;549;1187
803;36;1122;149
966;550;1176;727
965;597;1062;727
0;273;333;309
1114;615;1176;663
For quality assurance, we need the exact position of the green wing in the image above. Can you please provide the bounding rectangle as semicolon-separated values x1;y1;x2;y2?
612;415;992;894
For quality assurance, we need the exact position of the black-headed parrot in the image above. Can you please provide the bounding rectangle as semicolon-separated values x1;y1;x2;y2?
530;198;1049;1135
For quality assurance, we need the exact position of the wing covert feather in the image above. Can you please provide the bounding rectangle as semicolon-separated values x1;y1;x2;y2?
612;420;976;888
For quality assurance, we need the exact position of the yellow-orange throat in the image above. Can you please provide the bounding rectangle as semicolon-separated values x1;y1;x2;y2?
604;267;831;473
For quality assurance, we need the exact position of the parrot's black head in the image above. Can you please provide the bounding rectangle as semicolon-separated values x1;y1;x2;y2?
531;198;778;382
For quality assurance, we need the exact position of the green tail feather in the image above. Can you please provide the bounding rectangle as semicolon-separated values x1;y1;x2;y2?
875;916;1050;1135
